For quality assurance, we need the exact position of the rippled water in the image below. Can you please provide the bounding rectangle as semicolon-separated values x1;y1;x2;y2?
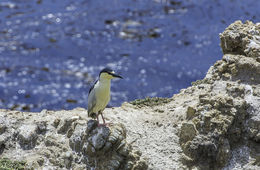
0;0;259;111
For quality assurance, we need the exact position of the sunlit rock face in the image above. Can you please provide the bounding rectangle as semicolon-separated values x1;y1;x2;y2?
69;120;147;170
0;109;147;169
1;21;260;170
179;20;260;169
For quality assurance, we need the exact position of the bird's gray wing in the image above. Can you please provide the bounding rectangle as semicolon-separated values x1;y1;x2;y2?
88;80;98;94
88;84;97;118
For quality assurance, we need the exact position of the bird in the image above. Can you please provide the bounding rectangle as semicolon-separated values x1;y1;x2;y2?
87;68;123;126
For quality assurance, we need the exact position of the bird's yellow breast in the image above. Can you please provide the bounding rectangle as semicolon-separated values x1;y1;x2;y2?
93;81;110;112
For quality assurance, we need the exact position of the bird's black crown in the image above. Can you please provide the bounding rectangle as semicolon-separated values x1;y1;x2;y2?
99;67;113;76
99;67;123;79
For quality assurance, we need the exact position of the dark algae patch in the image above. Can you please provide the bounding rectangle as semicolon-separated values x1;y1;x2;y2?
130;97;172;107
0;158;26;170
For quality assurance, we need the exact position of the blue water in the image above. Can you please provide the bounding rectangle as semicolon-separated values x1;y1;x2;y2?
0;0;259;111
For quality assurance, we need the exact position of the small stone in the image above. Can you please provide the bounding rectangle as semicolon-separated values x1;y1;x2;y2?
179;122;198;145
255;133;260;142
52;118;60;128
230;66;238;75
62;151;73;168
17;124;38;149
69;123;88;153
118;143;130;156
40;109;47;116
216;138;231;167
86;119;98;133
67;127;74;138
89;126;110;150
253;155;260;166
57;117;78;134
37;157;44;166
36;121;47;134
186;107;196;120
133;159;148;170
45;135;59;147
0;119;7;135
180;153;194;166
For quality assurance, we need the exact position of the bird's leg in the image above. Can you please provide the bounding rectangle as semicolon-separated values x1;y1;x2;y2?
100;112;106;125
100;112;113;126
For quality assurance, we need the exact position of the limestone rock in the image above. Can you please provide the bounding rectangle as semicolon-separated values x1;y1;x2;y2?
179;20;260;169
179;122;197;144
248;116;260;142
69;120;147;170
0;118;7;135
1;20;260;170
216;138;231;167
220;20;260;58
186;106;196;120
0;110;148;169
17;124;38;150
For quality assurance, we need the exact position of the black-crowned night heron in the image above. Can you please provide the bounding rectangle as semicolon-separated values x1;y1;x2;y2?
88;68;123;126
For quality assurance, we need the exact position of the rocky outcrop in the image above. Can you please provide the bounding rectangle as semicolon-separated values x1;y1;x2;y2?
179;20;260;169
0;109;147;169
69;120;147;170
0;20;260;169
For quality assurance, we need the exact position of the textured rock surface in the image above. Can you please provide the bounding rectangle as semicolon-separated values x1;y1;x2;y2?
178;20;260;169
0;109;147;169
0;20;260;169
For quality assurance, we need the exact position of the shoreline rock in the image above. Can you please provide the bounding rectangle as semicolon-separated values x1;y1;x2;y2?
0;109;147;169
1;20;260;169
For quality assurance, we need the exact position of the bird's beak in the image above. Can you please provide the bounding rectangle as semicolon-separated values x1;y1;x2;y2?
112;73;123;79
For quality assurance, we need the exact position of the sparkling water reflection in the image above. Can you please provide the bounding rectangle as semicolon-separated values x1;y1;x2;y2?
0;0;259;111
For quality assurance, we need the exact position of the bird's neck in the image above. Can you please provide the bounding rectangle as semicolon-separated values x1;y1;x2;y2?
99;78;111;87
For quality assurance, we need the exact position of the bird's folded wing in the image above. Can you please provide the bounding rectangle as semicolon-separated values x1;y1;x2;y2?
87;90;96;116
